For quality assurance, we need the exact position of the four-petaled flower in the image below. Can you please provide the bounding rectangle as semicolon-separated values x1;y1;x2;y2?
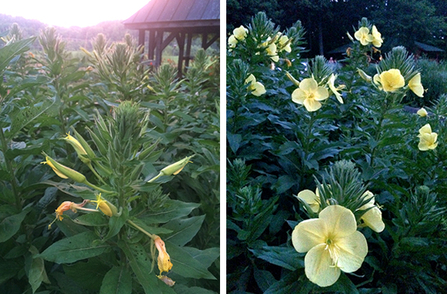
292;205;368;287
418;124;438;151
354;27;373;46
292;76;329;112
374;69;405;92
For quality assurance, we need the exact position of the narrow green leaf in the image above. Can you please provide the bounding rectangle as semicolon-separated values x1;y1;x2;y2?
100;266;132;294
40;231;111;263
250;246;304;271
163;215;205;246
0;207;31;243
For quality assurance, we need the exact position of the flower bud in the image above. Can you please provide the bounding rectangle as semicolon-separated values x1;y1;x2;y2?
63;133;91;165
417;107;428;117
42;153;87;183
160;155;194;176
357;68;372;83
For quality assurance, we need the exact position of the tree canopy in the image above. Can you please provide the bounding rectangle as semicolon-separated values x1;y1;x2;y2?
227;0;447;58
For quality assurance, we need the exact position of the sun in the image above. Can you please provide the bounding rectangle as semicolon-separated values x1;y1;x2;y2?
2;0;150;28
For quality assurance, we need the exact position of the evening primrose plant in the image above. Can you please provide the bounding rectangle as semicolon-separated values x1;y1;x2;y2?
40;102;216;293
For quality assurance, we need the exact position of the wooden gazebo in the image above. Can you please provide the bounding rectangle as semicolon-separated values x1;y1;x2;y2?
123;0;220;76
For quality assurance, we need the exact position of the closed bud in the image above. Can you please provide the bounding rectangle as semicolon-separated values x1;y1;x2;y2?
160;155;194;176
42;153;87;183
357;68;372;82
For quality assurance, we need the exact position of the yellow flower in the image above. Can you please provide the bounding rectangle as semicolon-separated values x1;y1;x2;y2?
297;189;320;213
292;205;368;287
291;77;329;112
418;124;438;151
267;43;279;62
417;107;428;117
327;74;344;104
90;193;115;217
48;199;95;229
228;35;238;49
371;25;383;47
358;191;385;233
278;35;291;53
354;27;373;46
374;69;405;92
408;73;424;97
154;236;173;274
233;25;248;40
245;74;266;96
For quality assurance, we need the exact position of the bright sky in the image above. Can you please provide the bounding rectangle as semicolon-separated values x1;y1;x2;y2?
2;0;151;28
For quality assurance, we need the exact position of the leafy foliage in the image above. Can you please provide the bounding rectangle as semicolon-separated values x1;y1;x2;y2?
227;12;447;293
0;25;219;294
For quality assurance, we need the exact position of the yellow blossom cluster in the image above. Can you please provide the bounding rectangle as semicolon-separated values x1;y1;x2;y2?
293;189;385;287
354;25;383;47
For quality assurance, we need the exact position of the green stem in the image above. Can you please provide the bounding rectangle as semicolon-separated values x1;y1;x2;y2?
84;180;114;194
127;219;156;240
0;127;21;210
147;172;162;183
87;163;107;186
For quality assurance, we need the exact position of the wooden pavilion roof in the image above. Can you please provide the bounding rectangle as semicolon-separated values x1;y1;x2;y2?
123;0;220;32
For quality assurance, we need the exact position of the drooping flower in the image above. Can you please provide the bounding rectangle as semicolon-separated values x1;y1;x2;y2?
157;275;175;287
408;73;424;97
354;27;373;46
48;199;96;229
418;124;438;151
245;74;266;96
357;191;385;233
292;77;329;112
154;236;173;274
371;25;383;47
374;69;405;92
327;74;344;104
417;107;428;117
292;205;368;287
297;189;321;213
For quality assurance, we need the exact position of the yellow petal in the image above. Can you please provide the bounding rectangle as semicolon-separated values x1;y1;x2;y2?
305;244;341;287
319;205;356;238
418;123;432;135
408;73;424;97
292;219;326;253
291;88;306;105
252;82;266;96
335;231;368;272
417;107;428;117
361;207;385;233
315;87;329;101
298;189;320;213
303;98;322;112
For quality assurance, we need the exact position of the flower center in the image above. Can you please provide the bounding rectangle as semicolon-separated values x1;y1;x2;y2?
325;237;340;267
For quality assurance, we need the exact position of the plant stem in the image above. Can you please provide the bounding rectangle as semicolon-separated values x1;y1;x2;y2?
127;219;156;240
0;127;21;210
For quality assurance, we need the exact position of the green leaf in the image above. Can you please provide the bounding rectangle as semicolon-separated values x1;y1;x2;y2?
163;215;205;246
250;246;304;271
63;259;110;291
173;284;217;294
73;212;108;227
182;247;219;270
167;241;216;280
28;245;50;294
0;207;31;243
100;266;132;294
136;199;200;224
0;259;21;284
39;231;111;263
0;37;36;73
119;241;176;294
103;210;128;241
